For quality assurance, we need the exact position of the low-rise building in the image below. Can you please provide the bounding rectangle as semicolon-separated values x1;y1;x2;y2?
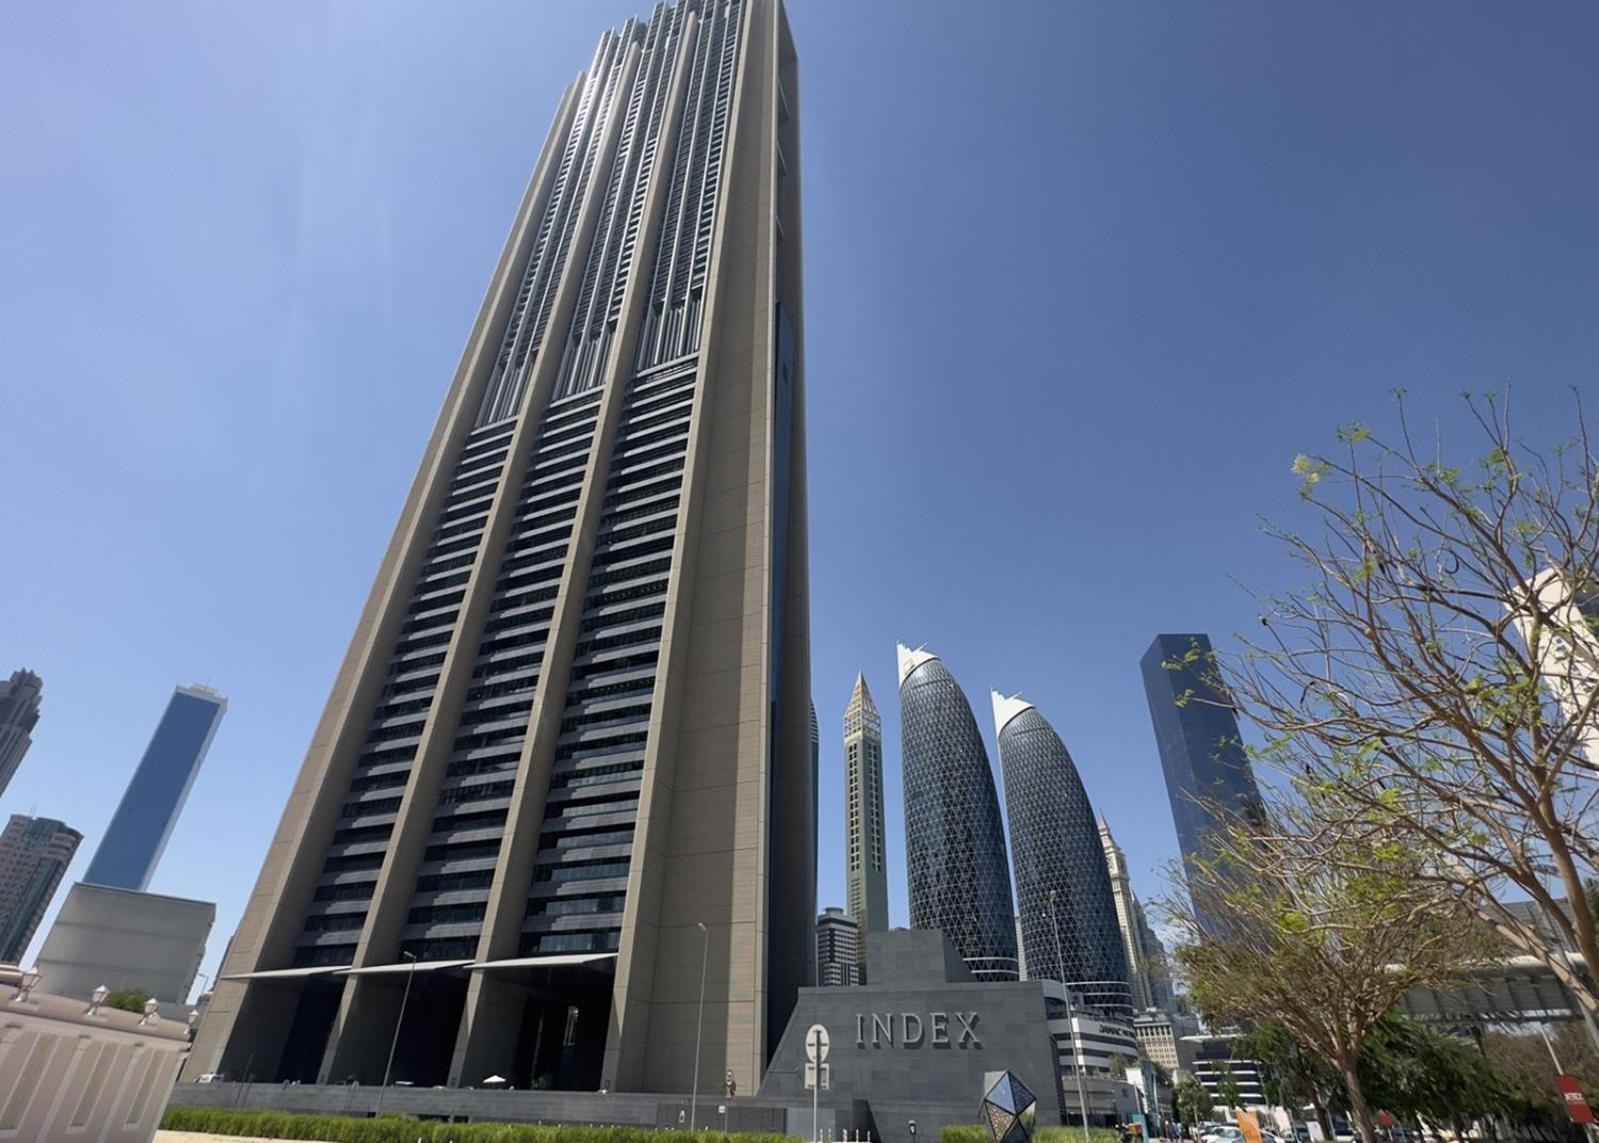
1181;1032;1267;1110
1133;1008;1197;1074
0;964;192;1142
818;907;861;987
761;929;1142;1143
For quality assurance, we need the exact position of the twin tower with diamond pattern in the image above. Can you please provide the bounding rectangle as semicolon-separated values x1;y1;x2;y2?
896;644;1131;1021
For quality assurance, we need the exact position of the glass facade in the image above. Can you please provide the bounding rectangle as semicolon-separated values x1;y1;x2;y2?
84;685;226;892
1140;633;1266;933
897;646;1018;981
0;814;82;963
994;698;1130;1022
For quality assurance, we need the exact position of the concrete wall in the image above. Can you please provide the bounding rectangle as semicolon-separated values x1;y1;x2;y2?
759;932;1063;1143
36;881;214;1004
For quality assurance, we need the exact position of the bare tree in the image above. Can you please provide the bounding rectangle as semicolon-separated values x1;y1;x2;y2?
1209;392;1599;1013
1163;799;1490;1143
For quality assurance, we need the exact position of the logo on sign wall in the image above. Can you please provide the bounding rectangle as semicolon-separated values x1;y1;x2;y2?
854;1012;982;1048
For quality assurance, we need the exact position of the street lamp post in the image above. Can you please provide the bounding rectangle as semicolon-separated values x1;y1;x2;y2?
691;922;709;1130
1048;890;1091;1141
375;952;418;1118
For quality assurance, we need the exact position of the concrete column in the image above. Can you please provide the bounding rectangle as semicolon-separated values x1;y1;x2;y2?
448;14;699;1089
604;0;801;1094
192;79;582;1083
317;41;643;1086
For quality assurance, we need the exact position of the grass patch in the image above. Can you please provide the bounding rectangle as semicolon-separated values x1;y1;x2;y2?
943;1127;1123;1143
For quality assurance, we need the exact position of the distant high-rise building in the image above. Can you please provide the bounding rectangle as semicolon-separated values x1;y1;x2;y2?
84;685;227;892
1134;897;1175;1013
1513;569;1599;766
992;693;1130;1021
1098;819;1164;1013
193;0;811;1095
843;673;888;956
1140;634;1266;933
897;645;1017;981
0;814;82;964
816;907;860;987
0;669;43;799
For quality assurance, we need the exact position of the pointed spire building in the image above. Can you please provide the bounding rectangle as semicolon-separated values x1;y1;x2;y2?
843;674;888;963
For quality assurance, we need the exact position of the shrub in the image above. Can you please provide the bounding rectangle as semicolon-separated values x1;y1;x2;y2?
943;1126;1121;1143
161;1106;797;1143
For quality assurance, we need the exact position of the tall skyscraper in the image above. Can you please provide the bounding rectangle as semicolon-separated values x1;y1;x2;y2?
1098;819;1157;1012
193;0;811;1096
897;645;1017;981
816;906;860;987
991;694;1130;1021
1140;634;1266;934
0;814;82;964
84;684;227;892
843;673;888;954
0;669;43;800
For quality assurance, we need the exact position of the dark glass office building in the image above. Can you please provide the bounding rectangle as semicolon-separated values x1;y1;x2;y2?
1140;634;1266;933
992;694;1130;1021
0;669;43;800
0;813;82;963
84;684;227;892
897;645;1018;981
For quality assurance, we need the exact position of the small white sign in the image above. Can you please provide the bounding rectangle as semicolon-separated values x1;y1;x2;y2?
805;1023;830;1063
804;1061;831;1090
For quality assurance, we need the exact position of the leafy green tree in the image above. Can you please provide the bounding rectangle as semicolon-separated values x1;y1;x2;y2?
1217;394;1599;1015
1174;1077;1214;1127
1357;1015;1506;1129
1480;1023;1599;1132
1164;788;1490;1143
1234;1022;1339;1133
104;988;151;1014
1213;1062;1243;1111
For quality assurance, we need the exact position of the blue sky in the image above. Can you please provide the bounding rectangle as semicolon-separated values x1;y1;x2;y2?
3;1;1596;992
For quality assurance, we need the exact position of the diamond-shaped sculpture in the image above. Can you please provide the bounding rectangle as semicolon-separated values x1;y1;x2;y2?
981;1071;1037;1143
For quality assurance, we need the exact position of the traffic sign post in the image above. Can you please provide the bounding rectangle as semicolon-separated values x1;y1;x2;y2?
1558;1075;1595;1125
805;1024;830;1143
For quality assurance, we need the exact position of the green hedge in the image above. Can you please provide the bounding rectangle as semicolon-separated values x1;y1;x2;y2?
160;1106;796;1143
942;1126;1122;1143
